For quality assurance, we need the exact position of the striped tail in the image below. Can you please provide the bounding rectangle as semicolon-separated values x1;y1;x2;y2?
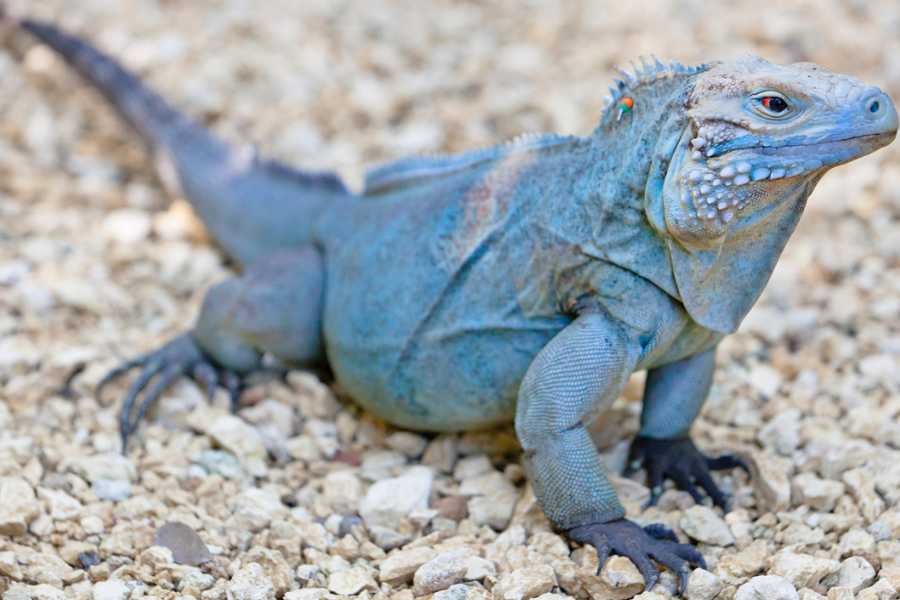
11;13;349;266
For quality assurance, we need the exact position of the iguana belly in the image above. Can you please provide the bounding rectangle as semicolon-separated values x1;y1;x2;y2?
326;322;561;431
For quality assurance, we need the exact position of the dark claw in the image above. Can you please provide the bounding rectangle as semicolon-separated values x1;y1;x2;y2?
568;518;706;597
695;469;729;509
673;542;708;570
222;371;242;413
119;361;163;449
131;364;184;430
193;363;218;401
627;550;659;590
628;435;746;510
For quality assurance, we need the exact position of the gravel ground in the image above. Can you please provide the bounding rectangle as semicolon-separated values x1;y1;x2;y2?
1;1;899;599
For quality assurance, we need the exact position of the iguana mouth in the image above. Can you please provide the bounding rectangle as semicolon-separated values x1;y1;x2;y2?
777;130;897;149
705;129;896;158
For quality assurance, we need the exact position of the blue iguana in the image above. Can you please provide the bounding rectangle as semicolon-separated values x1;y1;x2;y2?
7;12;897;594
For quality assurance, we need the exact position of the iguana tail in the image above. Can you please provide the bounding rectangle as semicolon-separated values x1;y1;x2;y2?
10;13;349;266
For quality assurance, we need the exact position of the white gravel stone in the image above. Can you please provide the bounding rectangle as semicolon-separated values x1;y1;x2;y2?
360;466;433;530
102;208;152;244
37;487;82;520
454;454;494;480
791;472;845;511
29;585;67;600
735;575;799;600
92;479;132;502
857;578;897;600
686;569;723;600
413;549;474;595
680;505;735;546
283;591;330;600
824;557;876;592
769;550;840;588
494;565;557;600
64;453;136;483
227;563;275;600
749;451;793;511
460;471;518;530
327;567;374;595
0;477;39;536
322;470;362;515
379;546;437;584
189;410;269;476
386;431;428;458
92;580;130;600
838;529;877;562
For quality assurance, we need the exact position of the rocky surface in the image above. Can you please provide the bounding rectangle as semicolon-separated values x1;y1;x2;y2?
1;1;899;599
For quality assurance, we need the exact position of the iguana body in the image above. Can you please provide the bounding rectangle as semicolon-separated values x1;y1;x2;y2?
9;14;897;594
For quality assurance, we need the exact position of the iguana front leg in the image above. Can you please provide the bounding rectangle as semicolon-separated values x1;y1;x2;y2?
98;247;326;451
628;347;749;508
515;312;704;593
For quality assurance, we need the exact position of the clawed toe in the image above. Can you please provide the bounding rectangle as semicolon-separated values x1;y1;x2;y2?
96;333;248;452
628;435;746;510
568;518;706;596
707;453;750;474
644;523;679;543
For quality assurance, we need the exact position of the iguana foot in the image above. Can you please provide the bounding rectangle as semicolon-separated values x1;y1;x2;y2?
626;435;749;509
568;519;706;595
96;333;249;452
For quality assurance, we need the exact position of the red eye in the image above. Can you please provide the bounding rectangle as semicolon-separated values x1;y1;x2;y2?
760;96;788;113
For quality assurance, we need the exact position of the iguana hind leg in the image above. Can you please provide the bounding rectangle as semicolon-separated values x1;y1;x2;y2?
98;247;326;451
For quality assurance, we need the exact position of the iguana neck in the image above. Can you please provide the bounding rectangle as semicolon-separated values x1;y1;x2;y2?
554;68;699;299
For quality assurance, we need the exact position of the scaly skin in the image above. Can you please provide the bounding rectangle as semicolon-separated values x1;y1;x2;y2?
7;13;897;594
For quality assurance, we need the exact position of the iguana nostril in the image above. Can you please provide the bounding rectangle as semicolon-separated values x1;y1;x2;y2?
869;100;880;114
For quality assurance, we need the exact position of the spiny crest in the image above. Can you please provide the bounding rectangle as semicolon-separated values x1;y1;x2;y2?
602;56;711;111
364;133;577;194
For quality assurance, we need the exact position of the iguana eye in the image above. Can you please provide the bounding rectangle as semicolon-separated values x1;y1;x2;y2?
751;91;792;118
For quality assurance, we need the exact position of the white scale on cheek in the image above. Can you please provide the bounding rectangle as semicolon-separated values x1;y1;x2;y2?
682;157;769;224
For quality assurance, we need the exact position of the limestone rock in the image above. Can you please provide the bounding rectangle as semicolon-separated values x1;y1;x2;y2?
0;477;39;536
791;473;845;512
227;563;275;600
413;549;473;595
823;557;876;593
92;580;130;600
322;470;362;515
460;471;518;530
769;550;840;588
378;546;437;584
494;565;556;600
856;578;897;600
686;569;723;600
360;466;433;530
680;505;735;546
735;575;799;600
327;567;374;595
749;452;793;511
64;453;136;483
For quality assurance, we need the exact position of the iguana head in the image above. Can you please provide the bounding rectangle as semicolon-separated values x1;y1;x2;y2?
597;56;896;332
660;56;897;248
